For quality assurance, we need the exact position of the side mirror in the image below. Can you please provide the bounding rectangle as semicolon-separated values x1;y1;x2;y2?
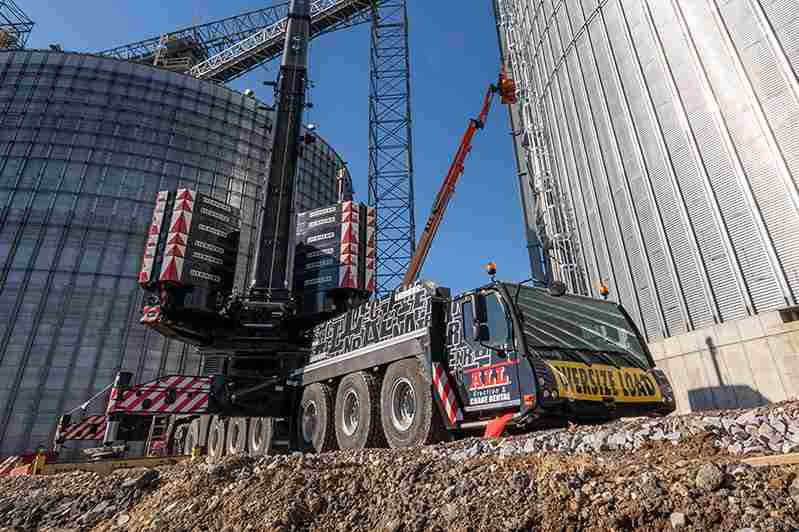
474;293;488;323
472;322;490;342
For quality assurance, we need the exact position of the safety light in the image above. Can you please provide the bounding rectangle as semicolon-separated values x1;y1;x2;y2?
486;261;497;277
523;394;536;407
599;281;610;300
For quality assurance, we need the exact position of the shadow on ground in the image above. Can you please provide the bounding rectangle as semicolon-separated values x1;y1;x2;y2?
687;336;771;412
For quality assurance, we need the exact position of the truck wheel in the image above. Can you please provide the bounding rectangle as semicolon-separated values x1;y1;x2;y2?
334;371;386;449
207;416;227;458
298;383;337;453
380;358;446;448
183;419;200;455
170;423;187;455
248;418;274;456
226;418;248;455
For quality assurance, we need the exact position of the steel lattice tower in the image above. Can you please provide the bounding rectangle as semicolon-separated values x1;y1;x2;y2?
0;0;34;50
368;0;415;296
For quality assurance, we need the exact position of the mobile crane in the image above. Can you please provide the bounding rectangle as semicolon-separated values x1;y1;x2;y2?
53;0;675;459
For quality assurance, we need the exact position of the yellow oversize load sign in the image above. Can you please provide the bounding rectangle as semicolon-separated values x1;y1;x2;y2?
547;361;662;403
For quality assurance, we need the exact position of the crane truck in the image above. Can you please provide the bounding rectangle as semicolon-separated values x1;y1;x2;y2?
52;0;676;460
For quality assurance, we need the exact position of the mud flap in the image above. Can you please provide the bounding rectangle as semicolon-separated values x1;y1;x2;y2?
431;362;463;430
484;412;514;438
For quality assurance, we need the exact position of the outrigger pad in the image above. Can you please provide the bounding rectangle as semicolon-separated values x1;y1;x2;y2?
483;413;514;439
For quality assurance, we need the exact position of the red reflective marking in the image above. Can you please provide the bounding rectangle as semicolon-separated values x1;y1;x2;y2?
137;376;186;413
159;258;180;282
188;393;209;413
169;380;209;413
118;377;176;412
156;377;198;413
442;377;451;400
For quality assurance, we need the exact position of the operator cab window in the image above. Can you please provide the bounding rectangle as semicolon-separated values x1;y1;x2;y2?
462;292;510;348
462;299;475;341
484;292;510;348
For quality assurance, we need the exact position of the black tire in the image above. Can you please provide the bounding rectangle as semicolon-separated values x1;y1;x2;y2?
334;371;386;450
182;419;200;455
248;417;274;456
380;358;447;449
207;416;227;458
226;417;248;455
298;383;337;453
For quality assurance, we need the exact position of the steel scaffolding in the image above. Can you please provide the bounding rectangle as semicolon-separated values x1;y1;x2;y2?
0;0;34;50
368;0;415;296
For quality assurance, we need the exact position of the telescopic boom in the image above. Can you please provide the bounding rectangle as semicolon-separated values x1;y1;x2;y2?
401;70;517;288
250;0;312;305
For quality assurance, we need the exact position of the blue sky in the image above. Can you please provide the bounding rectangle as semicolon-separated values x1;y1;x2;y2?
22;1;532;294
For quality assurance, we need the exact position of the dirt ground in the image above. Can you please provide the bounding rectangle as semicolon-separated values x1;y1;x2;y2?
2;402;799;531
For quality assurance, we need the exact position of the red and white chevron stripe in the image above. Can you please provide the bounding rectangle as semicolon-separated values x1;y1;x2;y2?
139;190;169;286
140;305;161;324
432;362;462;427
0;456;20;476
365;207;376;293
160;189;195;284
107;375;211;415
339;201;359;289
61;415;107;441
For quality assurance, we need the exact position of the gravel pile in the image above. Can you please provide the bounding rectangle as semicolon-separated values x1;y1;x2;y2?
0;401;797;532
477;401;799;460
0;467;161;530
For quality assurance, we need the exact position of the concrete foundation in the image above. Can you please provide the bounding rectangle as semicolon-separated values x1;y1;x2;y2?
648;311;799;414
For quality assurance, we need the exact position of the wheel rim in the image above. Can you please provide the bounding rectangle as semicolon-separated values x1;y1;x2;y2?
211;424;221;453
184;430;195;453
301;401;318;444
230;424;240;452
252;419;263;448
341;388;360;437
390;378;416;432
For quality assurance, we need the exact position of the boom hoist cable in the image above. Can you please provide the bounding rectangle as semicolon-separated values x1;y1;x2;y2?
401;69;517;288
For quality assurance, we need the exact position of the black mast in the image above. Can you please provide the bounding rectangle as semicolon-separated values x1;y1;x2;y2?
250;0;311;304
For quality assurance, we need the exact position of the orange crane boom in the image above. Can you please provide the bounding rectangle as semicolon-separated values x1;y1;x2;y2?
401;70;517;288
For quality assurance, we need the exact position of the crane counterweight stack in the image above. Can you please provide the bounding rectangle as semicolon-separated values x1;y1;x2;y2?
132;0;370;353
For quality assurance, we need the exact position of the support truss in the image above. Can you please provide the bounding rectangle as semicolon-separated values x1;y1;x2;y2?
191;0;374;82
0;0;34;50
368;0;416;296
98;0;375;84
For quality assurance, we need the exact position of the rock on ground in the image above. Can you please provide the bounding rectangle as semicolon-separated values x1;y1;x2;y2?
0;401;798;531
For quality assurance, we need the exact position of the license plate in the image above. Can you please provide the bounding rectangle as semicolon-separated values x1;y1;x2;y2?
547;361;662;403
